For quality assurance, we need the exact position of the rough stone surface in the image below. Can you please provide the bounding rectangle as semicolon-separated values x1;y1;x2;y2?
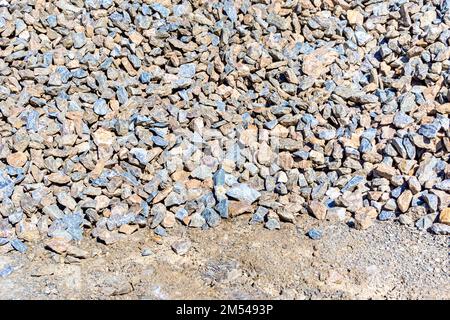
0;0;447;262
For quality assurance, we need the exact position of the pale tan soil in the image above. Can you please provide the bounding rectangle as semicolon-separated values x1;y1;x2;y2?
0;214;448;300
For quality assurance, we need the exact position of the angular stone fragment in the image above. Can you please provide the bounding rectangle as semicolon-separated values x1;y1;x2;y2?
308;200;327;220
302;46;338;78
397;190;413;213
354;207;377;230
7;152;27;167
439;208;450;225
172;239;191;255
373;163;397;180
226;184;261;204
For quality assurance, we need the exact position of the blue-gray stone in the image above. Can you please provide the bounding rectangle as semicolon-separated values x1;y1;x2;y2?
215;199;229;218
150;206;165;229
265;218;280;230
393;112;414;129
151;3;170;17
355;30;372;45
141;248;153;256
341;175;365;192
199;192;216;208
264;119;278;129
359;138;372;153
8;210;23;225
101;0;113;8
116;86;128;104
11;239;27;253
56;66;72;83
189;212;206;228
317;128;336;140
378;210;395;221
403;136;416;159
435;179;450;191
26;110;39;132
175;208;189;222
223;0;238;22
275;183;288;195
250;206;268;224
173;4;188;16
139;72;152;84
307;228;322;240
152;135;168;147
179;63;196;78
202;208;221;227
140;201;149;218
62;213;84;241
361;128;377;141
226;184;261;203
423;193;438;212
418;124;438;139
391;186;405;199
0;265;13;278
72;32;86;49
130;148;149;165
415;214;436;230
99;57;113;70
0;238;9;246
128;54;141;69
302;114;318;127
293;150;309;160
154;225;167;237
430;223;450;235
42;52;53;67
93;98;108;116
324;80;336;91
213;168;225;186
72;68;88;78
47;15;57;28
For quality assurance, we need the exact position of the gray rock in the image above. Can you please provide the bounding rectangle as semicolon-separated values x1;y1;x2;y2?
226;184;261;203
189;213;206;228
430;223;450;235
93;99;108;116
11;239;27;253
171;239;191;255
265;218;280;230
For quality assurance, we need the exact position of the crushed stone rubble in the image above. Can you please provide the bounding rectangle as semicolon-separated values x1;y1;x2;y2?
0;0;449;258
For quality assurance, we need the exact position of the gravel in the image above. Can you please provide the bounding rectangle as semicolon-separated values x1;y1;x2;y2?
0;0;448;259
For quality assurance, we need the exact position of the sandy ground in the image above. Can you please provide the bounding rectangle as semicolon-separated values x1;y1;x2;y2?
0;214;448;300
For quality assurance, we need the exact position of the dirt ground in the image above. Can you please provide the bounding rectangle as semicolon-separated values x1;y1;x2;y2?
0;214;448;300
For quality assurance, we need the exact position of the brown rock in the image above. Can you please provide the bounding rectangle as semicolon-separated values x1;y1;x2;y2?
278;152;294;170
48;172;71;184
397;190;413;213
308;200;327;220
347;10;364;25
7;152;27;167
97;230;119;245
66;245;88;259
45;237;70;254
257;142;272;165
239;126;258;146
373;163;397;180
161;212;176;228
92;128;115;146
276;209;295;223
439;208;450;225
354;207;377;230
118;224;138;235
229;201;254;217
95;195;110;211
302;45;338;78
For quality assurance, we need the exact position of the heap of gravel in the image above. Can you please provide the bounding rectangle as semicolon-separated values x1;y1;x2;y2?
0;0;449;257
